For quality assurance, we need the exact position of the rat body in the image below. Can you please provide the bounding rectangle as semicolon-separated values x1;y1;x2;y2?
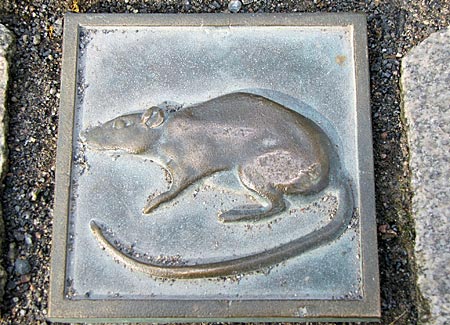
84;92;330;221
83;92;354;278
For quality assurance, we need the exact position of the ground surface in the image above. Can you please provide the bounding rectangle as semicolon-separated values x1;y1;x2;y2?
0;0;448;324
0;23;14;308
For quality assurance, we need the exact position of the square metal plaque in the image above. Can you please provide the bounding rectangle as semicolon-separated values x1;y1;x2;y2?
49;13;380;323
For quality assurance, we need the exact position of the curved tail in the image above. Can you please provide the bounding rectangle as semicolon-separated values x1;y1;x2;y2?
90;180;354;279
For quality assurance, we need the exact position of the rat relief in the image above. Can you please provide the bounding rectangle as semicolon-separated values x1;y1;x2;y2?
81;92;354;279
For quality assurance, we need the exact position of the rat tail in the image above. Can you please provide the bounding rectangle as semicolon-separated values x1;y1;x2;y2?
90;178;354;279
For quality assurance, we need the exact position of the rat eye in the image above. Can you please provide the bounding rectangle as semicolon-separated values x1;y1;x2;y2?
112;119;126;129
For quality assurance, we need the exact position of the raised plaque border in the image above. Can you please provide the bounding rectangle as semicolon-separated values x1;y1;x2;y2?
49;13;380;322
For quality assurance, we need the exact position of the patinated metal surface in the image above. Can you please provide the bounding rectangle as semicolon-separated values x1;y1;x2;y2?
49;13;380;322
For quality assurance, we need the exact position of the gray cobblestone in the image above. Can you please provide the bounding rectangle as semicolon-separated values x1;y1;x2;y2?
401;28;450;325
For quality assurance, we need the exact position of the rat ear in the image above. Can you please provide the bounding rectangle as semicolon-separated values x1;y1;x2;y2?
141;107;165;128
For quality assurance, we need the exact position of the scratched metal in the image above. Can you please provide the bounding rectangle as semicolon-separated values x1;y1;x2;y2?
49;13;379;322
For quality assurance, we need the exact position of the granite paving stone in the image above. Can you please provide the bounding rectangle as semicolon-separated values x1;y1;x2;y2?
401;27;450;325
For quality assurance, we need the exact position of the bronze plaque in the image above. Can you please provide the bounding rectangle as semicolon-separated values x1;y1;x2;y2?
49;13;379;322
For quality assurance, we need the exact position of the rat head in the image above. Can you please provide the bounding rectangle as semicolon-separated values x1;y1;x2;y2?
82;107;166;154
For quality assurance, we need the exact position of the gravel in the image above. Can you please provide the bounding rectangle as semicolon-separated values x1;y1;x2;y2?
0;0;449;324
0;22;14;307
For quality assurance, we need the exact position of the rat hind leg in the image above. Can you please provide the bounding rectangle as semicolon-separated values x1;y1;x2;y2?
218;164;286;223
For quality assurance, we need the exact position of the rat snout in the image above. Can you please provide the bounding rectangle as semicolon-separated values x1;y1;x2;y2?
79;129;88;141
79;125;108;150
80;126;97;144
